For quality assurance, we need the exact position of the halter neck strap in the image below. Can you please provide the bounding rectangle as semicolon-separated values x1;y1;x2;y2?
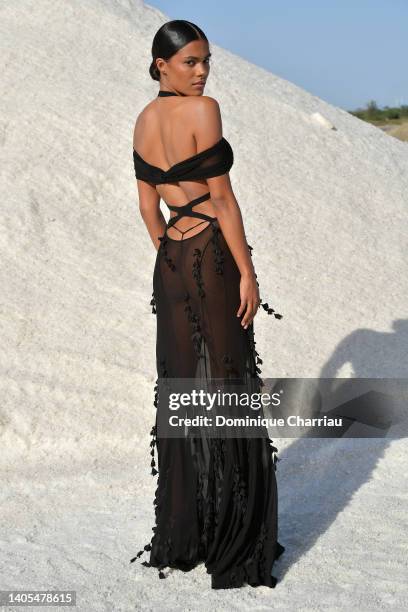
157;90;182;97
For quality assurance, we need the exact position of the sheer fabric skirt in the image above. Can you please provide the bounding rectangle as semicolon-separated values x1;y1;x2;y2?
134;218;284;589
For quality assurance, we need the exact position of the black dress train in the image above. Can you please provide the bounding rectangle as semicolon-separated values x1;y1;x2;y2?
130;90;285;589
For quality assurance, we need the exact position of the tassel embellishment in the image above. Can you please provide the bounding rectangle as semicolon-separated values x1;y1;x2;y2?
246;241;283;320
260;299;283;320
150;291;157;314
149;423;158;476
129;542;152;564
192;248;206;298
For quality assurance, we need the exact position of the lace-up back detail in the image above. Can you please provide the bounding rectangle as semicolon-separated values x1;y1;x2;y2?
133;136;234;241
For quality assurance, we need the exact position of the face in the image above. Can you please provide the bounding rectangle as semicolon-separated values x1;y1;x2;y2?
156;39;211;96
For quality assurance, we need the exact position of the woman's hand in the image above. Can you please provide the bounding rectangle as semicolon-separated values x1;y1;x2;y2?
237;272;261;329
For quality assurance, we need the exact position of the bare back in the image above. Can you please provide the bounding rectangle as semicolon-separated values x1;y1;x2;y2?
133;95;221;238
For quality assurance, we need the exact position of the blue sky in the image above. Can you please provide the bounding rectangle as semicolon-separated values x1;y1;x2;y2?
148;0;407;111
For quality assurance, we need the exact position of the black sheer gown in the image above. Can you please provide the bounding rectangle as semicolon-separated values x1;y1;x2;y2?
130;90;285;589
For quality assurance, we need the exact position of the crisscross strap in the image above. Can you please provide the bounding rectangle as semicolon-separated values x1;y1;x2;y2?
166;192;216;229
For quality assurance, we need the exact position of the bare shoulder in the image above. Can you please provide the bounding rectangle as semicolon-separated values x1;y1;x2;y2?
189;95;220;115
193;94;220;106
133;99;156;144
187;95;222;131
135;98;155;126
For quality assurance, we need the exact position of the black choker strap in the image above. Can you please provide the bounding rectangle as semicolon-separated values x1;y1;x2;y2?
157;90;181;97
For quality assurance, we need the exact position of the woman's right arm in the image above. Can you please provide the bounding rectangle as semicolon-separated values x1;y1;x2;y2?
136;178;167;252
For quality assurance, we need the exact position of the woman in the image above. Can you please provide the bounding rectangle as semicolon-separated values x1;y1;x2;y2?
130;20;284;589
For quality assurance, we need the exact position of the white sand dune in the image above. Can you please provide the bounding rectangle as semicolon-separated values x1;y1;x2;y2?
1;0;407;609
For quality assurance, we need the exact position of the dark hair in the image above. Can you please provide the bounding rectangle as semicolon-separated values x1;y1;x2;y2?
149;20;208;82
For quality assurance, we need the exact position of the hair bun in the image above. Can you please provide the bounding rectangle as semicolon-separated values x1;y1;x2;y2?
149;59;160;82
